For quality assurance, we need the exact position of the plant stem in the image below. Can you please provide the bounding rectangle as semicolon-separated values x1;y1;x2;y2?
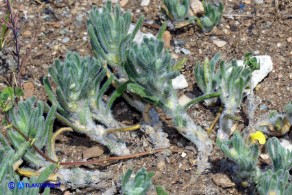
207;106;222;135
106;124;140;134
5;0;21;86
51;127;73;161
44;103;86;132
17;168;58;181
183;92;221;110
59;148;182;166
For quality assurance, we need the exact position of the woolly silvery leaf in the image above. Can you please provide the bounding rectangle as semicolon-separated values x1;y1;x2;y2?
87;1;144;67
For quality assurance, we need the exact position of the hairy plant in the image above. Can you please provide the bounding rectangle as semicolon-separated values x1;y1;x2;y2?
256;110;291;137
257;169;292;195
217;55;259;140
121;168;168;195
217;132;260;181
5;97;56;168
218;132;292;193
0;141;56;195
121;168;154;195
162;0;190;22
87;0;144;68
123;37;217;173
194;53;220;105
197;1;224;33
267;137;292;171
44;52;129;155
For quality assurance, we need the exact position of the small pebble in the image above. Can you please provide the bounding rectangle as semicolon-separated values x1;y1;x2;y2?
62;37;70;43
255;0;264;4
22;30;32;38
181;152;187;158
172;74;188;89
141;0;150;6
181;48;191;55
212;173;236;188
213;39;227;47
120;0;128;7
259;104;268;111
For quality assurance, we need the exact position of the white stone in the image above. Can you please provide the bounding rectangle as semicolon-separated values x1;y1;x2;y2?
189;0;204;16
141;0;150;6
181;152;187;158
213;39;227;47
279;139;292;152
255;0;264;4
103;0;119;3
120;0;129;7
237;55;273;92
172;74;188;89
128;24;155;44
178;94;193;106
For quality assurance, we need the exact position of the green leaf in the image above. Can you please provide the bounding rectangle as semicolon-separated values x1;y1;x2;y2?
156;22;167;40
36;163;57;183
156;186;168;195
173;57;187;71
122;169;133;189
14;87;24;97
127;83;160;105
96;75;113;108
12;141;31;163
106;81;129;112
183;92;221;110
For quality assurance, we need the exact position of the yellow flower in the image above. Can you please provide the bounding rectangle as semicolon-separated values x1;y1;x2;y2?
250;131;266;145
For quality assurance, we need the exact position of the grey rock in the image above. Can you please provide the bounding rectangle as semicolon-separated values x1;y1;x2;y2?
181;48;191;55
62;37;70;43
75;14;85;27
259;104;268;111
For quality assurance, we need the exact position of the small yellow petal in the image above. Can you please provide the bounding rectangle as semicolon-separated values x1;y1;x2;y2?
250;131;266;145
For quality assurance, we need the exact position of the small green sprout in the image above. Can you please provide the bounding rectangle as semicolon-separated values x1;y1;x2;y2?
197;1;224;33
217;55;257;139
194;53;220;105
0;87;23;113
121;168;168;195
217;132;260;181
122;168;154;195
162;0;190;22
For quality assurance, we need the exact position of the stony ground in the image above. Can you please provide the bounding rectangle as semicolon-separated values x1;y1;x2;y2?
0;0;291;194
